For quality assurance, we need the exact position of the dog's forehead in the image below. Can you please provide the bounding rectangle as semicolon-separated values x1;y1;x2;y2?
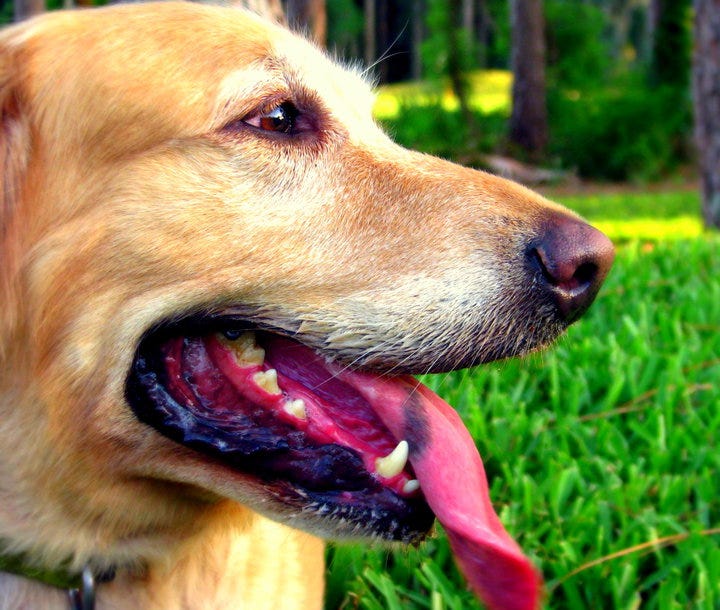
12;2;376;148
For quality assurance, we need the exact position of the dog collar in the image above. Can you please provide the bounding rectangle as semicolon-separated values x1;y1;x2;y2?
0;550;82;590
0;550;114;610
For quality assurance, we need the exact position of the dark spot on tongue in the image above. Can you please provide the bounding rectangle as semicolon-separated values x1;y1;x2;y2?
402;391;430;458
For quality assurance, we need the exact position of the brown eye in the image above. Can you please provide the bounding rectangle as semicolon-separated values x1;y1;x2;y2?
245;102;299;134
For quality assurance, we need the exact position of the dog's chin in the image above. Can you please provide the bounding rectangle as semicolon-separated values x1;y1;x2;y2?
125;319;436;544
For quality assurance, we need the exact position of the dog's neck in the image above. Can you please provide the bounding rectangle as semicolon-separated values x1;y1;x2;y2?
0;503;326;610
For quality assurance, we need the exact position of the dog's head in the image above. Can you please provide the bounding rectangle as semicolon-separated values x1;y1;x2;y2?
0;4;613;609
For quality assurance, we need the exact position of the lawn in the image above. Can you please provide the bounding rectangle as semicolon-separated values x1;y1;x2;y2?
325;190;720;610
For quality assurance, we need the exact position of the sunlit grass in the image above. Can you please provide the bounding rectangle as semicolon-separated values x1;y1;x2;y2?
373;70;512;120
555;191;705;241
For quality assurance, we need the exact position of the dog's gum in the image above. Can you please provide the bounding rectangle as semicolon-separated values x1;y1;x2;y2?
252;369;281;395
375;440;409;479
217;331;265;366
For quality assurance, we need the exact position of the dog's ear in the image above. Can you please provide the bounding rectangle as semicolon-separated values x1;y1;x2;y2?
0;40;29;337
0;48;28;239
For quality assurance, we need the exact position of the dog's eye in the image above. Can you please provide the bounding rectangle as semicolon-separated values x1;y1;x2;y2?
244;102;300;134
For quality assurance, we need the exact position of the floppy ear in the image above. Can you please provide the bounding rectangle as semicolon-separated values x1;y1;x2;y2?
0;52;28;239
0;41;29;337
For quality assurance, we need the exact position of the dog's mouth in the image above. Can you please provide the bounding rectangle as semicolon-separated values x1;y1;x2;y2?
126;318;540;610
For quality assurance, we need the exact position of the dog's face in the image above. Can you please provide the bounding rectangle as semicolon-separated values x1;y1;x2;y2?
0;3;612;608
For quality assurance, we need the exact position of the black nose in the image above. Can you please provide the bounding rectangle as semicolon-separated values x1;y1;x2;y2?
528;214;615;324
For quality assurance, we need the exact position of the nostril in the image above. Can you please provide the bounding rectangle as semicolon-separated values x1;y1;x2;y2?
529;245;598;293
572;261;599;292
528;246;553;284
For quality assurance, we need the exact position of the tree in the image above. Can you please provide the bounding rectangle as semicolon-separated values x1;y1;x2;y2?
693;0;720;229
421;0;477;139
650;0;691;88
13;0;43;21
364;0;376;70
286;0;326;47
508;0;547;158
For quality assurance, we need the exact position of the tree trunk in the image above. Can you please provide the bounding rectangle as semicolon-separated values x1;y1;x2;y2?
693;0;720;229
13;0;44;22
411;0;424;80
364;0;376;70
286;0;326;47
462;0;474;38
447;0;474;131
376;0;390;82
650;0;691;88
508;0;548;158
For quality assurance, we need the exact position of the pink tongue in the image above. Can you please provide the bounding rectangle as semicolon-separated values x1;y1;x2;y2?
338;369;541;610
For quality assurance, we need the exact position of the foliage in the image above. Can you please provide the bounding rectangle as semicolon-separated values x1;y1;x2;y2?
0;2;12;25
380;104;506;161
545;1;613;90
326;0;364;60
375;67;692;182
484;0;511;70
542;1;692;181
374;71;512;120
375;71;510;160
650;0;692;89
325;191;720;609
547;79;692;181
421;0;475;80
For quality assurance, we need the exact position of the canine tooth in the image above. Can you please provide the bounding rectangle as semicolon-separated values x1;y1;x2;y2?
402;479;420;494
253;369;281;395
375;440;409;479
284;398;307;420
218;331;265;366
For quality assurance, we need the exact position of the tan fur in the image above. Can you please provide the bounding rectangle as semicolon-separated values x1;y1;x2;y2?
0;3;581;608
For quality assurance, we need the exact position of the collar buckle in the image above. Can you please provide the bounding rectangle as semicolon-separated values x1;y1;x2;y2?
67;566;96;610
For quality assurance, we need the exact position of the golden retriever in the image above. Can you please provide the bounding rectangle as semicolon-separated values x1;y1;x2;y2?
0;3;613;609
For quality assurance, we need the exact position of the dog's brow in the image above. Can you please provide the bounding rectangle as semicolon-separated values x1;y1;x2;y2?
213;66;291;127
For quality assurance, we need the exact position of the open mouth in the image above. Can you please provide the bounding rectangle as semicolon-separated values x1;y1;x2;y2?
126;317;541;610
127;321;434;542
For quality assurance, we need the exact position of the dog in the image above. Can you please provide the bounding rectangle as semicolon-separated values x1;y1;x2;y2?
0;3;613;609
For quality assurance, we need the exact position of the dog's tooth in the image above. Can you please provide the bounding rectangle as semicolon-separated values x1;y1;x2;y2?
218;331;265;366
402;479;420;494
284;398;307;420
375;440;409;479
253;369;281;395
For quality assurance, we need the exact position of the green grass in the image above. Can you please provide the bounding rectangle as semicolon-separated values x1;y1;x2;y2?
557;191;705;242
325;191;720;609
